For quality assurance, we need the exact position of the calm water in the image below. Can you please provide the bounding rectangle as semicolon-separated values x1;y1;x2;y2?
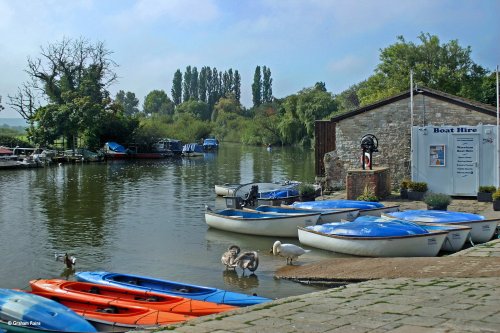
0;143;337;299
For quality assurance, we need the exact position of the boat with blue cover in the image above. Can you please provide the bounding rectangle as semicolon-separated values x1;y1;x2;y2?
202;138;219;151
291;199;399;216
76;272;270;307
354;215;472;252
205;208;320;237
0;289;96;333
385;210;499;243
181;143;204;157
298;219;448;257
246;205;359;224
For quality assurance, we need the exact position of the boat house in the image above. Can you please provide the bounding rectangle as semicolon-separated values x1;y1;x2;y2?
315;87;497;195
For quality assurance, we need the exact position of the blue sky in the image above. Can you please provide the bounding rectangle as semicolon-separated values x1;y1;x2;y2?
0;0;499;118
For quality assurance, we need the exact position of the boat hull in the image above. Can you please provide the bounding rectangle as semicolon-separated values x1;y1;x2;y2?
205;209;320;237
29;279;236;317
279;205;359;223
298;227;447;257
75;272;270;307
419;224;472;252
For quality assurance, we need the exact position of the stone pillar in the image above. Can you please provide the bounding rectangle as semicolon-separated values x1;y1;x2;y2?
346;167;391;200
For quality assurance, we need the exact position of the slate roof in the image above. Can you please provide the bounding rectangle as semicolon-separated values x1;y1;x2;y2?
330;87;497;122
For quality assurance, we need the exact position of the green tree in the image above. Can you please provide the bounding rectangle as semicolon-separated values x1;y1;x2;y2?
115;90;139;116
262;66;273;103
21;37;117;148
212;97;243;122
233;70;241;102
183;66;192;102
171;69;182;105
175;100;211;121
252;66;262;107
190;66;199;101
358;33;489;105
143;90;174;116
198;66;208;102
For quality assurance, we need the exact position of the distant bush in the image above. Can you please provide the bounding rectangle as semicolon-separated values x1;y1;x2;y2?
357;185;379;202
423;192;451;207
478;185;496;193
492;189;500;201
0;135;32;148
408;181;428;192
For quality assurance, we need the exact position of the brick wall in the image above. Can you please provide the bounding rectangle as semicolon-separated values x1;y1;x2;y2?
324;94;496;190
346;167;391;200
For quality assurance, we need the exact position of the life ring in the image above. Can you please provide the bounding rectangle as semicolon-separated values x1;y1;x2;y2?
361;153;371;168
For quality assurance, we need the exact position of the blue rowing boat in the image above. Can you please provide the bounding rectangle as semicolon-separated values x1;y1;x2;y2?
0;289;96;333
76;272;270;307
248;205;359;223
291;199;399;216
385;210;498;243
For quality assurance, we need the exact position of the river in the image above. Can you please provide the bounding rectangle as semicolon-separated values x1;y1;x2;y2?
0;143;336;300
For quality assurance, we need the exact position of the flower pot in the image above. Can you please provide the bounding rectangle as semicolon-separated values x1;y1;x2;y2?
427;204;448;211
407;190;426;201
400;189;408;199
477;192;493;202
493;200;500;211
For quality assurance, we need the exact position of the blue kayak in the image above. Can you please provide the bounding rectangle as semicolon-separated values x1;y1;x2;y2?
0;289;96;332
76;272;270;307
292;199;384;210
387;210;485;223
306;219;430;237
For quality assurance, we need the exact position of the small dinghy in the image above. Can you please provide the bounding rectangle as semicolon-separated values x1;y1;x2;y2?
0;289;97;333
205;208;320;237
291;199;399;216
76;272;270;307
247;205;359;223
354;215;472;252
298;219;448;257
30;279;237;317
385;210;499;243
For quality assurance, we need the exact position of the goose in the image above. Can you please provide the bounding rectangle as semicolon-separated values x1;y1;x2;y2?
55;253;76;269
221;245;240;270
271;241;310;265
234;251;259;274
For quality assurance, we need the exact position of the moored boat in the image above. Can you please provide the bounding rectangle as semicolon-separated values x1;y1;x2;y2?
30;279;237;317
291;199;399;216
354;215;472;252
76;271;270;307
385;210;498;243
202;138;219;151
181;143;204;157
298;220;448;257
29;291;193;332
0;289;97;333
205;208;320;237
248;205;359;224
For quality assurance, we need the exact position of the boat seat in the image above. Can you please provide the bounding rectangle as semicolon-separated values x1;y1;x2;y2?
89;286;100;294
97;306;119;314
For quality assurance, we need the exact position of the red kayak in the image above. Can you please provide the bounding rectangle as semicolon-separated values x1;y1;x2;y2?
28;290;195;332
30;279;237;316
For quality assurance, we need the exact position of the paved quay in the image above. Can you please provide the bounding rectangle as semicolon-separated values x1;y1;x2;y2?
158;196;500;333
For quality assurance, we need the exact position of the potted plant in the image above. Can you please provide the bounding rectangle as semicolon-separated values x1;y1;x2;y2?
298;183;317;202
407;181;428;201
423;192;452;211
400;179;410;199
492;189;500;211
356;185;379;202
477;185;496;202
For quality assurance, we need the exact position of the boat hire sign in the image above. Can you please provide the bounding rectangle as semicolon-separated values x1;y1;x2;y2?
411;125;497;196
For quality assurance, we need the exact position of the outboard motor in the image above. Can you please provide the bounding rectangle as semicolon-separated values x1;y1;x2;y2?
242;185;259;207
360;134;379;170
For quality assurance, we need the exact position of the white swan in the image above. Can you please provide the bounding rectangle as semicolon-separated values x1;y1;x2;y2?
221;245;240;269
272;241;310;265
235;251;259;274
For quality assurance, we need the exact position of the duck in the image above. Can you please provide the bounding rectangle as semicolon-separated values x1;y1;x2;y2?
271;241;310;265
55;253;76;269
235;251;259;274
221;245;240;270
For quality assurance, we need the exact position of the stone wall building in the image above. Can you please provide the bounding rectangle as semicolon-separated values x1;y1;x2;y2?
316;87;497;190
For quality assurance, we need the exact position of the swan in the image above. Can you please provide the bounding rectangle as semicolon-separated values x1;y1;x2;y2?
235;251;259;274
272;241;310;265
221;245;240;269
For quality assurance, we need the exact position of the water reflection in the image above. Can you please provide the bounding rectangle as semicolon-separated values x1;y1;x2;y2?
222;270;260;290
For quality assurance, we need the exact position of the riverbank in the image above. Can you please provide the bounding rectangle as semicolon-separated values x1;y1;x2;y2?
159;194;500;332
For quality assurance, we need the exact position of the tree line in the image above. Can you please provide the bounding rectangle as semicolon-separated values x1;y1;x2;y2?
2;33;498;151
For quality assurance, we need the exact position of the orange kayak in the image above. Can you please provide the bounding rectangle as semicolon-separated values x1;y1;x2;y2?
29;290;194;331
30;279;237;316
